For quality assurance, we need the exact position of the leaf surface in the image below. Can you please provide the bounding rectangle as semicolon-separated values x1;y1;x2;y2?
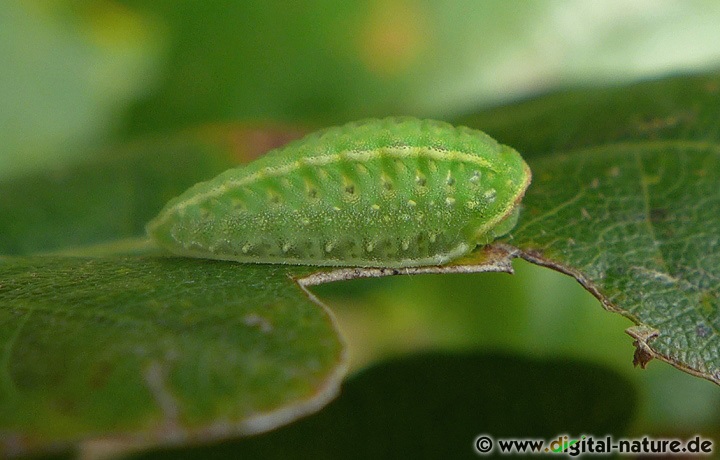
460;73;720;384
0;256;345;456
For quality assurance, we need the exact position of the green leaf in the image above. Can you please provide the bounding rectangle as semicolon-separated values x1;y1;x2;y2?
0;255;346;457
131;352;637;459
459;72;720;385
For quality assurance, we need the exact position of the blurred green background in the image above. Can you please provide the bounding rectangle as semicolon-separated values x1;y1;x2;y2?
3;0;720;449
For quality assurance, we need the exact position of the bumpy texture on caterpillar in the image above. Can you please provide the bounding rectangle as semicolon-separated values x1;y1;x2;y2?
147;117;531;268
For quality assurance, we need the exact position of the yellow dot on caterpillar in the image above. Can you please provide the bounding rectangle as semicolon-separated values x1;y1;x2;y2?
484;189;497;202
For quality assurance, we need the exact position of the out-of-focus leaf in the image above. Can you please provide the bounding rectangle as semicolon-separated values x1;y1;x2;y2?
116;1;720;134
0;256;346;457
0;0;163;177
131;352;637;459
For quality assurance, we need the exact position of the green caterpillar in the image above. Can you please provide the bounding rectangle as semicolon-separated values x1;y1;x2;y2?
147;117;531;268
